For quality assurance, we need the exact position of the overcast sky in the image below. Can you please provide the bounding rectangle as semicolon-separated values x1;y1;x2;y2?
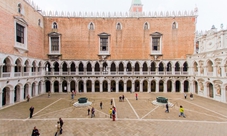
33;0;227;31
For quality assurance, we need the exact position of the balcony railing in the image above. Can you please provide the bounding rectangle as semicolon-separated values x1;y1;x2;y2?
2;72;10;77
15;72;21;77
134;71;140;75
24;72;29;76
31;72;36;76
62;72;68;75
207;72;213;76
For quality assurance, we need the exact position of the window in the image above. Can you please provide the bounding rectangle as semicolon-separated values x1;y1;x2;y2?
98;32;111;55
172;22;178;29
51;37;59;52
144;22;148;30
100;38;108;51
89;23;94;30
16;23;24;43
18;3;21;13
116;23;121;30
38;19;41;26
150;32;162;55
53;22;57;29
48;32;61;54
14;16;28;53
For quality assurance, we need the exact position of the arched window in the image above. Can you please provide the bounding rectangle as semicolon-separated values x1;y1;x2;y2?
89;23;94;30
116;23;121;30
38;19;41;26
144;22;148;30
53;22;58;29
172;22;177;29
18;3;21;13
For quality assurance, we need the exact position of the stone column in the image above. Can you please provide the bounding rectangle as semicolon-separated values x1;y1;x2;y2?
10;89;14;104
213;65;217;77
221;66;225;77
148;81;151;93
221;86;226;102
124;67;127;75
140;66;143;75
92;66;95;75
41;81;45;94
180;82;184;93
116;81;119;93
75;66;78;75
59;83;62;93
100;66;103;75
155;67;158;75
164;81;167;93
156;82;159;93
116;67;119;75
100;82;103;92
172;81;175;92
0;65;2;78
108;81;111;92
10;65;15;78
51;81;54;93
132;82;135;93
67;82;70;92
0;91;2;108
189;81;193;93
198;66;201;76
59;66;63;75
84;81;87;93
140;81;143;92
172;66;175;75
84;68;87;75
132;67;135;75
92;81;95;93
19;87;24;102
35;84;39;96
124;82;127;93
204;66;207;76
203;82;207;97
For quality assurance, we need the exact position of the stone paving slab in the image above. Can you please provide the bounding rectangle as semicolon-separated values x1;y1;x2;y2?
0;92;227;136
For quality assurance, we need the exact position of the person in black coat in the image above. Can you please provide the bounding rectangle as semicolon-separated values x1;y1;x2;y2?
31;126;40;136
29;106;34;118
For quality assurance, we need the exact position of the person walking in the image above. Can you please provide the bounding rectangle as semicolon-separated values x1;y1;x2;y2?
59;118;64;134
184;93;187;99
135;93;138;100
27;94;30;102
109;108;112;118
29;106;34;118
48;91;50;98
31;126;40;136
122;95;125;102
190;93;193;100
165;103;169;113
112;108;116;121
55;121;61;136
71;91;74;99
179;105;186;118
91;107;95;118
87;108;90;115
100;101;103;109
110;99;113;105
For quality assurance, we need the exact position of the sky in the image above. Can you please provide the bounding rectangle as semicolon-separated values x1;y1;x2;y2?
32;0;227;31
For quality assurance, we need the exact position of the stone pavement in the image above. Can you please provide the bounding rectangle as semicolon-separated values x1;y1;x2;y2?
0;92;227;136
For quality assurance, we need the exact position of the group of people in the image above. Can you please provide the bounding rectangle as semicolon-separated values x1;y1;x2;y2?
109;106;116;121
55;118;64;136
119;95;125;102
88;107;95;118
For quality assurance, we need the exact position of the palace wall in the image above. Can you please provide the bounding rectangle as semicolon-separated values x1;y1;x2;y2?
44;17;195;60
0;0;45;59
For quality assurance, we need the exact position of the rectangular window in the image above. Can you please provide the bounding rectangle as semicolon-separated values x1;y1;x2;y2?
152;37;160;51
16;23;24;43
100;38;108;51
51;37;59;51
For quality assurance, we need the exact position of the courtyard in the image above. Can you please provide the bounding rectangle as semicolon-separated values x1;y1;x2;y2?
0;92;227;136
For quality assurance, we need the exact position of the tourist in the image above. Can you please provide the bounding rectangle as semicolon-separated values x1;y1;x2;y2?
71;91;74;99
55;121;61;136
110;99;113;105
100;101;103;109
59;117;64;129
122;95;125;102
119;96;122;102
184;93;187;99
135;93;138;100
29;106;34;118
109;108;112;118
91;107;95;118
31;126;40;136
48;91;50;98
87;108;90;115
112;108;116;121
190;93;193;100
179;105;186;118
165;103;169;113
27;94;30;102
